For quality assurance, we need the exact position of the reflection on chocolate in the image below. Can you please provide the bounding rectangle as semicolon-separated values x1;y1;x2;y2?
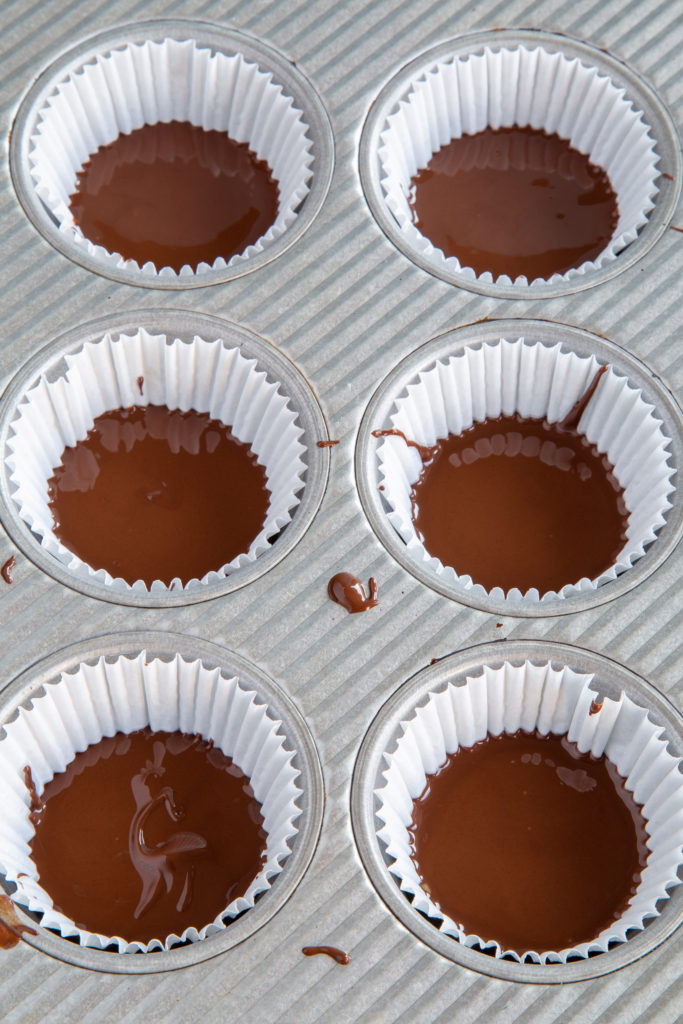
328;573;379;613
69;121;279;272
0;894;37;949
411;406;628;594
410;127;619;280
28;728;267;943
410;731;648;953
302;945;350;964
47;405;270;586
1;556;15;584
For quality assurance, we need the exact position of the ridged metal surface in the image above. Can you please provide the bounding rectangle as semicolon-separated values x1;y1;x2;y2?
0;0;681;1020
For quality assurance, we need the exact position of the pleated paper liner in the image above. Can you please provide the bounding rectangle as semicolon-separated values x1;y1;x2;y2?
376;658;683;964
379;42;658;288
6;326;307;596
13;21;335;286
376;336;674;606
0;649;302;953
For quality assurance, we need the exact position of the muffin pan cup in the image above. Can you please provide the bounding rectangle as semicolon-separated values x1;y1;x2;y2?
351;639;683;983
0;310;330;607
0;632;324;973
359;28;682;299
10;19;335;288
356;320;683;617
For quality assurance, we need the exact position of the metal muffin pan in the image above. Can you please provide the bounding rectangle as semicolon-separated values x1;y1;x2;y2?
359;27;682;300
0;309;330;607
9;19;335;289
351;639;683;984
0;0;681;1021
356;319;683;617
0;631;324;973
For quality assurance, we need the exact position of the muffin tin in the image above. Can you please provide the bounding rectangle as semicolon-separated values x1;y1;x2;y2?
0;0;681;1021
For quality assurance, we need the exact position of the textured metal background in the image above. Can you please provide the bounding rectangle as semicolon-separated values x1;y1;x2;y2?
0;0;681;1021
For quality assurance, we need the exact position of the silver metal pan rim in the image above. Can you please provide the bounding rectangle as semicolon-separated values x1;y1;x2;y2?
350;638;683;984
9;18;335;290
355;318;683;618
359;28;682;299
0;309;330;608
0;631;325;974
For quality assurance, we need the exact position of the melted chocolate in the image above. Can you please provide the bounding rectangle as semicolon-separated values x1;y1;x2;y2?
1;556;15;584
410;381;628;593
316;440;340;448
136;376;144;397
47;405;270;586
302;945;350;964
69;121;279;272
372;428;435;462
328;573;379;613
410;127;618;280
28;728;267;943
0;895;37;949
410;731;648;953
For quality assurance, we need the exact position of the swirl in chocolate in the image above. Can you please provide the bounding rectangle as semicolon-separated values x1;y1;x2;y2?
328;573;379;613
28;728;267;943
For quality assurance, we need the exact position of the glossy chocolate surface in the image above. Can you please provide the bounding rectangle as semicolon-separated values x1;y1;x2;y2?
28;729;267;944
409;127;618;280
47;405;270;586
69;121;279;272
411;410;628;594
328;573;379;613
409;731;648;953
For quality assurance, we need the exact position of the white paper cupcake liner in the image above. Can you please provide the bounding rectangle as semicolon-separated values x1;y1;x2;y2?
0;650;302;953
379;44;660;288
28;37;314;280
376;659;683;964
376;337;674;603
5;328;307;593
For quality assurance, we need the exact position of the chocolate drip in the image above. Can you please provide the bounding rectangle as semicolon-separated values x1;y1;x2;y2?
23;766;43;827
136;376;144;397
28;728;267;943
409;731;648;953
316;440;340;448
69;121;279;272
328;573;379;613
372;428;435;462
47;405;270;586
409;127;618;280
302;945;350;964
0;895;37;950
1;556;15;584
558;365;608;431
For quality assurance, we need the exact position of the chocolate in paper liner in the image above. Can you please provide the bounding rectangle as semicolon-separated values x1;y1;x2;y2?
379;44;659;287
28;37;313;279
375;337;674;603
0;651;301;953
375;660;683;963
5;329;307;593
